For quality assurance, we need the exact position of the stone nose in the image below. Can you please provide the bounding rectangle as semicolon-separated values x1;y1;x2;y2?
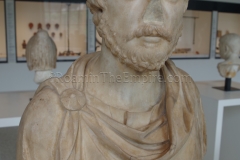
143;0;163;24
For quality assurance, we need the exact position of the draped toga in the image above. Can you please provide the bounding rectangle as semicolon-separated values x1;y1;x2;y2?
17;53;206;160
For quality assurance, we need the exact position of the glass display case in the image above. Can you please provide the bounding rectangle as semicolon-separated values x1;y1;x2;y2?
15;0;87;62
94;10;212;59
216;12;240;58
171;10;211;59
0;0;7;62
95;30;101;52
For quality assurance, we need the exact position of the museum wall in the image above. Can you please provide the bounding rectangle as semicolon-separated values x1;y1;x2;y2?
0;0;240;92
218;13;240;35
0;1;6;59
177;10;211;56
0;62;72;92
15;2;87;58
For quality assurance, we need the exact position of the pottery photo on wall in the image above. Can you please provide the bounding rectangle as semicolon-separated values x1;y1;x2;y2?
38;23;42;30
217;30;222;38
28;23;33;29
55;23;59;29
22;40;27;49
51;32;55;37
46;23;51;30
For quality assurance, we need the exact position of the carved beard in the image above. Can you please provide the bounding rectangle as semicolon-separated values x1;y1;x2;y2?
97;14;183;72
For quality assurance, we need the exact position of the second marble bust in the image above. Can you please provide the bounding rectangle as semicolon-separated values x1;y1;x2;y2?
218;33;240;78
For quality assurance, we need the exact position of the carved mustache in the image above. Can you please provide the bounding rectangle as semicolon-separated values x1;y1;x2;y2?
128;24;173;42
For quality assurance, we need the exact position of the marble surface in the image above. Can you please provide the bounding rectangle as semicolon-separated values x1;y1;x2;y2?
196;80;240;160
197;81;240;100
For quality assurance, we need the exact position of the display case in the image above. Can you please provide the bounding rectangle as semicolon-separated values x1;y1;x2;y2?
95;30;101;52
0;0;7;62
15;0;87;62
171;10;211;59
94;10;212;59
216;12;240;58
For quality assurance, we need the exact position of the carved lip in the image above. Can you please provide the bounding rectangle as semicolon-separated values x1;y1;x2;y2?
142;36;161;43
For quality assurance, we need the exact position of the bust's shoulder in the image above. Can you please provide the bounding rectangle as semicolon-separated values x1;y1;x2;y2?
35;52;99;94
166;60;199;95
27;54;96;112
72;52;99;71
21;81;86;124
165;59;194;83
20;87;65;127
176;67;200;97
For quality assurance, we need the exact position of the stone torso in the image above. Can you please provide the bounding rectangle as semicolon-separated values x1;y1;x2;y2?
17;53;206;160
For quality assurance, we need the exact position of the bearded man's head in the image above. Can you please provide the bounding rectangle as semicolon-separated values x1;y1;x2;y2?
87;0;189;72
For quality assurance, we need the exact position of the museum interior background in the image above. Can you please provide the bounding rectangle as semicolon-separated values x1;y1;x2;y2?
0;0;240;160
0;0;240;92
15;1;87;61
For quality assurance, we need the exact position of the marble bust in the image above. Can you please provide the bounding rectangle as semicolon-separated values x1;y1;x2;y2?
26;30;57;84
218;33;240;78
17;0;207;160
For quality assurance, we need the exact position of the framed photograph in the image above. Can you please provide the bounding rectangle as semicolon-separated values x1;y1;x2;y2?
171;10;211;59
15;0;87;62
0;0;7;63
216;12;240;58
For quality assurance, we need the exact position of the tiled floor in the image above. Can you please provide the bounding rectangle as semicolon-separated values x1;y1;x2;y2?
0;127;18;160
0;91;34;159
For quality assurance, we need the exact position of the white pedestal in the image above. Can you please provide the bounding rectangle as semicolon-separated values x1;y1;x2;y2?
196;81;240;160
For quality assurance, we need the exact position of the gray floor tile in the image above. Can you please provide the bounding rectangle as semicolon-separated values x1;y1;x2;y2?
0;127;18;160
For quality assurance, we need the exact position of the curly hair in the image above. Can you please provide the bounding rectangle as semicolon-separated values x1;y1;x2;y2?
86;0;106;26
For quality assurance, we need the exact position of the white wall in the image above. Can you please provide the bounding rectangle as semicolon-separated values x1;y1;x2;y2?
0;62;72;92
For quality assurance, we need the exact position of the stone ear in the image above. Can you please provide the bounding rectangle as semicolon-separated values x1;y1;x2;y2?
87;0;105;26
96;7;104;24
225;45;229;52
